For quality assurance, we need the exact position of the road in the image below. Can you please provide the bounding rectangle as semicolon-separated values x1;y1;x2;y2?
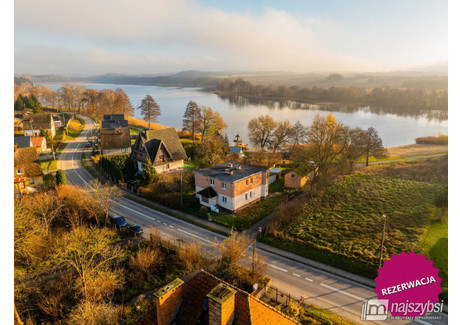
58;115;448;325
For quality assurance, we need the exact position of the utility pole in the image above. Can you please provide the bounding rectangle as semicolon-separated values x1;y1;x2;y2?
379;214;387;268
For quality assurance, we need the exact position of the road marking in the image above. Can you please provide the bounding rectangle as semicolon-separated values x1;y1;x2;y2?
414;320;432;325
320;283;365;301
268;264;288;273
293;273;300;277
163;222;168;226
177;228;212;244
305;277;313;282
169;225;174;228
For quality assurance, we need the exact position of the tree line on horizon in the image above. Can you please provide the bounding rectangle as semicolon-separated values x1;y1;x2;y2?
216;78;448;112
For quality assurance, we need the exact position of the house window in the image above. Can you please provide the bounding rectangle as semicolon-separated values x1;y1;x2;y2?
210;179;215;186
245;193;248;200
202;196;209;203
251;178;253;184
250;191;253;198
222;196;227;203
246;179;249;186
30;178;34;185
222;182;226;190
16;169;22;175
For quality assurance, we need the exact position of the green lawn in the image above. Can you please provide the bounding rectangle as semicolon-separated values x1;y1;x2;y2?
40;159;57;172
212;194;286;230
422;217;448;301
262;172;446;279
269;177;284;193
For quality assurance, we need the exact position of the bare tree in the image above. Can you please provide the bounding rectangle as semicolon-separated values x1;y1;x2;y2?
290;120;307;148
306;113;349;179
114;88;134;116
179;242;201;270
247;115;277;150
182;101;202;142
57;226;125;302
23;191;63;235
268;120;295;152
138;95;160;129
88;180;122;226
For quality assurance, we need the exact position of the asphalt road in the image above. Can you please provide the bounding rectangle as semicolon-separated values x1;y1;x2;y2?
58;115;448;325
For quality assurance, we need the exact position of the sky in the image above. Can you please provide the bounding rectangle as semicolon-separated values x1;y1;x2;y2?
14;0;448;75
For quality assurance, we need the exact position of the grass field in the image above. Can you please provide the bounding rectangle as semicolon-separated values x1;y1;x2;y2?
422;217;448;301
264;160;447;276
212;194;286;230
40;159;57;172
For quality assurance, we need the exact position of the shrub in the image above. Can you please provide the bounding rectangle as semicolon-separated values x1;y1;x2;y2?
200;206;209;213
56;170;67;186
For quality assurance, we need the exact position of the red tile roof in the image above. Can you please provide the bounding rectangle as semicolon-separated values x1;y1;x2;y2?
14;177;30;183
31;137;45;148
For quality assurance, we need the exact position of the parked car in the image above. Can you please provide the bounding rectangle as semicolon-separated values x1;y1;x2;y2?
111;216;127;228
127;225;143;236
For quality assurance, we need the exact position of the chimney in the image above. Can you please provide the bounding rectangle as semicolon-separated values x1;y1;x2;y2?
227;162;233;168
236;164;242;170
225;168;233;175
207;283;236;325
153;278;184;325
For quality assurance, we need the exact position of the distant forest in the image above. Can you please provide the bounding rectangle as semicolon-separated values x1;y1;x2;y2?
215;78;448;115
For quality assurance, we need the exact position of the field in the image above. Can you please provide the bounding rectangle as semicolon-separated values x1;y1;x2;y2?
126;116;168;130
262;157;448;287
386;144;448;158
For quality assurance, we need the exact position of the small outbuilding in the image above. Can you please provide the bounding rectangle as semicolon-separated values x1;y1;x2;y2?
284;164;317;189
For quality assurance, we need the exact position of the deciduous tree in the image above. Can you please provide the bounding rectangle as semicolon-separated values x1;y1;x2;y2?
363;127;387;166
247;115;277;150
200;107;227;138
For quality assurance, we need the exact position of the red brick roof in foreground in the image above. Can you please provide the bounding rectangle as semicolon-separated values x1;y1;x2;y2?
14;177;30;183
135;270;298;325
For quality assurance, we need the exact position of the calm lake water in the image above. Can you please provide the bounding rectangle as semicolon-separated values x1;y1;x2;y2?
42;83;448;148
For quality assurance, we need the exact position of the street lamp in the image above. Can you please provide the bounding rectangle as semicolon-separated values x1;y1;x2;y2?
379;214;387;268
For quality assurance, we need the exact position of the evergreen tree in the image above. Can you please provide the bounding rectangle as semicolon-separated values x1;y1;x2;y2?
141;156;157;185
138;95;160;130
14;96;25;110
56;170;67;185
182;101;202;142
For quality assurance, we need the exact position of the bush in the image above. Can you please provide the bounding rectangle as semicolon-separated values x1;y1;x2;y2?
99;154;135;182
56;170;67;186
200;206;209;213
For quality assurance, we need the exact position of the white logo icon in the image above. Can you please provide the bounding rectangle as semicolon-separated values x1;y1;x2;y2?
361;299;389;321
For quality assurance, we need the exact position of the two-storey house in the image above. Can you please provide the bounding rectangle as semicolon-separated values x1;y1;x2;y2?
132;128;187;174
22;113;56;138
195;161;269;212
100;114;132;156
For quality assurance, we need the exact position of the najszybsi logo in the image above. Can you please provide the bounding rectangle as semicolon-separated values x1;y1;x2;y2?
361;299;444;321
361;299;389;321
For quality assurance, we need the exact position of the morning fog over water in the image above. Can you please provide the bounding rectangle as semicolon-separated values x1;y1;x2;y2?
43;83;447;148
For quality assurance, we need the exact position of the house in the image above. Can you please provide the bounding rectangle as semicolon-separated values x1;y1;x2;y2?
22;113;56;138
134;270;298;325
31;137;47;153
14;147;44;196
100;114;131;156
229;146;245;158
195;161;269;212
132;128;187;174
284;164;317;189
14;136;32;149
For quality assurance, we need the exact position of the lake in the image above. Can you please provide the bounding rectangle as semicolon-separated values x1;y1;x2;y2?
42;82;448;147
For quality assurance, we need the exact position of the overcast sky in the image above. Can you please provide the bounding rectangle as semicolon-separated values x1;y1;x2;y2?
14;0;447;75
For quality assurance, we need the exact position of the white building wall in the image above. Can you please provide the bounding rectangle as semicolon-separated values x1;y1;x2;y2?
233;185;264;211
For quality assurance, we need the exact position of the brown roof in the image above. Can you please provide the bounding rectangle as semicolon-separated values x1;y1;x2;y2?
143;128;187;161
22;113;54;130
136;270;298;325
31;137;45;147
14;177;30;184
100;127;131;150
14;147;39;166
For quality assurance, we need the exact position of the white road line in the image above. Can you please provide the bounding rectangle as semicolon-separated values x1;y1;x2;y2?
268;264;288;273
169;225;174;228
177;228;212;244
293;273;300;277
414;320;432;325
305;277;313;282
320;283;366;301
163;222;168;226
